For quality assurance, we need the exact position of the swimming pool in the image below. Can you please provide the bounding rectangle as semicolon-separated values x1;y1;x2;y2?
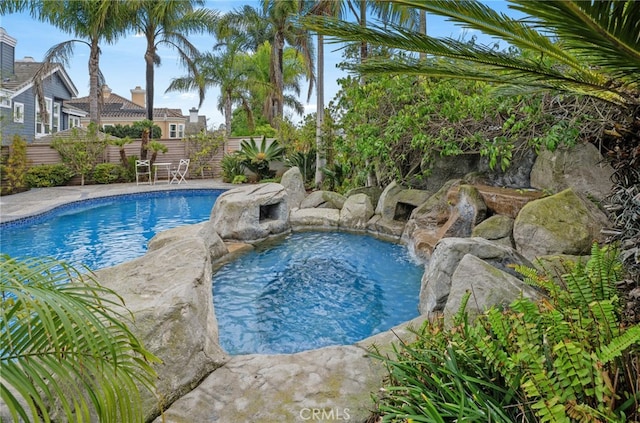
0;189;225;270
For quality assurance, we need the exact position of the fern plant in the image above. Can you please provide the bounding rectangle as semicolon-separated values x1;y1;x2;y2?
373;243;640;422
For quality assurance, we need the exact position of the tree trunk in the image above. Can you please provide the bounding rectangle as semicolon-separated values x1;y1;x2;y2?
88;38;101;126
141;129;149;161
420;10;427;60
224;91;232;138
119;148;128;168
315;33;325;188
269;31;285;128
145;40;155;122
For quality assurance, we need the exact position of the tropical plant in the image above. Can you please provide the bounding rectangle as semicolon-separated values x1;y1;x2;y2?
1;254;160;422
50;124;108;186
1;1;130;125
372;243;640;422
285;149;316;185
220;152;246;183
303;0;640;187
238;136;284;181
126;0;218;122
307;0;419;187
25;163;73;188
148;140;168;165
1;135;28;195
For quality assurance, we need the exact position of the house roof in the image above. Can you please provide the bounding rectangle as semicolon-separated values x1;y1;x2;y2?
64;92;186;120
1;59;78;98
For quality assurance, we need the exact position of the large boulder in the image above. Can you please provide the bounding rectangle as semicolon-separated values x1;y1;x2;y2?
210;183;290;242
530;142;614;201
95;236;228;421
148;221;228;261
280;166;306;210
448;184;544;218
339;193;374;231
345;186;383;210
153;345;385;423
300;190;346;209
513;188;610;260
443;254;542;324
290;208;340;229
419;237;532;315
472;215;515;247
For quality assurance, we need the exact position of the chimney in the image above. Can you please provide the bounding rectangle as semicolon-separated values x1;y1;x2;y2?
130;86;145;107
189;107;199;123
101;84;112;99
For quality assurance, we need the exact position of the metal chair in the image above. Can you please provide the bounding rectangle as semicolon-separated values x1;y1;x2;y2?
170;159;190;184
135;159;151;185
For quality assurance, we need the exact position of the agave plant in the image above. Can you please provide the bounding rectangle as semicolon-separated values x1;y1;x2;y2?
1;255;159;422
238;135;285;181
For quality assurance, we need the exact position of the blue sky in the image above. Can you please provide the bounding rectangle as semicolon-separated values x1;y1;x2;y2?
0;1;513;129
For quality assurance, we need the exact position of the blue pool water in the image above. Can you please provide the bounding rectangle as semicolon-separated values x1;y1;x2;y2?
213;231;424;354
0;190;224;270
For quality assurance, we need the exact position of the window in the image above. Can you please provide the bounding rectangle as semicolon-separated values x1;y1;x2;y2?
169;123;185;138
35;97;52;136
69;116;80;128
52;102;60;133
0;90;10;108
13;102;24;123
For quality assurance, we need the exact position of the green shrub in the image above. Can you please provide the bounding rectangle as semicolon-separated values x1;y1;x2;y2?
372;243;640;422
25;164;73;188
221;153;246;183
1;135;28;195
92;163;128;184
232;174;247;184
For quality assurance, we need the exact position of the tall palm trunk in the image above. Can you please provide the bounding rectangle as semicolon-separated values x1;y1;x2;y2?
419;10;426;60
359;0;377;187
315;32;325;187
269;31;285;128
144;36;155;121
224;90;232;138
88;38;101;126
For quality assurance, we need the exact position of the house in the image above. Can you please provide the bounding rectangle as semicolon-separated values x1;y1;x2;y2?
64;85;206;139
0;28;83;144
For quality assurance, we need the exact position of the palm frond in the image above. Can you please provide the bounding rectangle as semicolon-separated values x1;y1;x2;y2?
1;255;159;422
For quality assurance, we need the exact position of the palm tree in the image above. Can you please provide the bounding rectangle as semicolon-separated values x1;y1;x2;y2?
223;1;316;128
304;0;640;184
1;254;159;422
305;0;418;187
166;38;252;137
127;0;218;122
1;0;130;126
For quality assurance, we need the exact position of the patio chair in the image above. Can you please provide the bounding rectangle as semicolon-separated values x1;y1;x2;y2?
135;159;151;185
170;159;190;184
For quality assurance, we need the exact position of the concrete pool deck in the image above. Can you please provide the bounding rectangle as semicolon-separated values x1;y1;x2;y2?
0;179;236;224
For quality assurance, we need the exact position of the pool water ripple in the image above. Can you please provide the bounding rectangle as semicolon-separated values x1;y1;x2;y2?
213;231;424;354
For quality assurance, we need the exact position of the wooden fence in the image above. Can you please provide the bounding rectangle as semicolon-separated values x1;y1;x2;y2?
1;137;249;184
